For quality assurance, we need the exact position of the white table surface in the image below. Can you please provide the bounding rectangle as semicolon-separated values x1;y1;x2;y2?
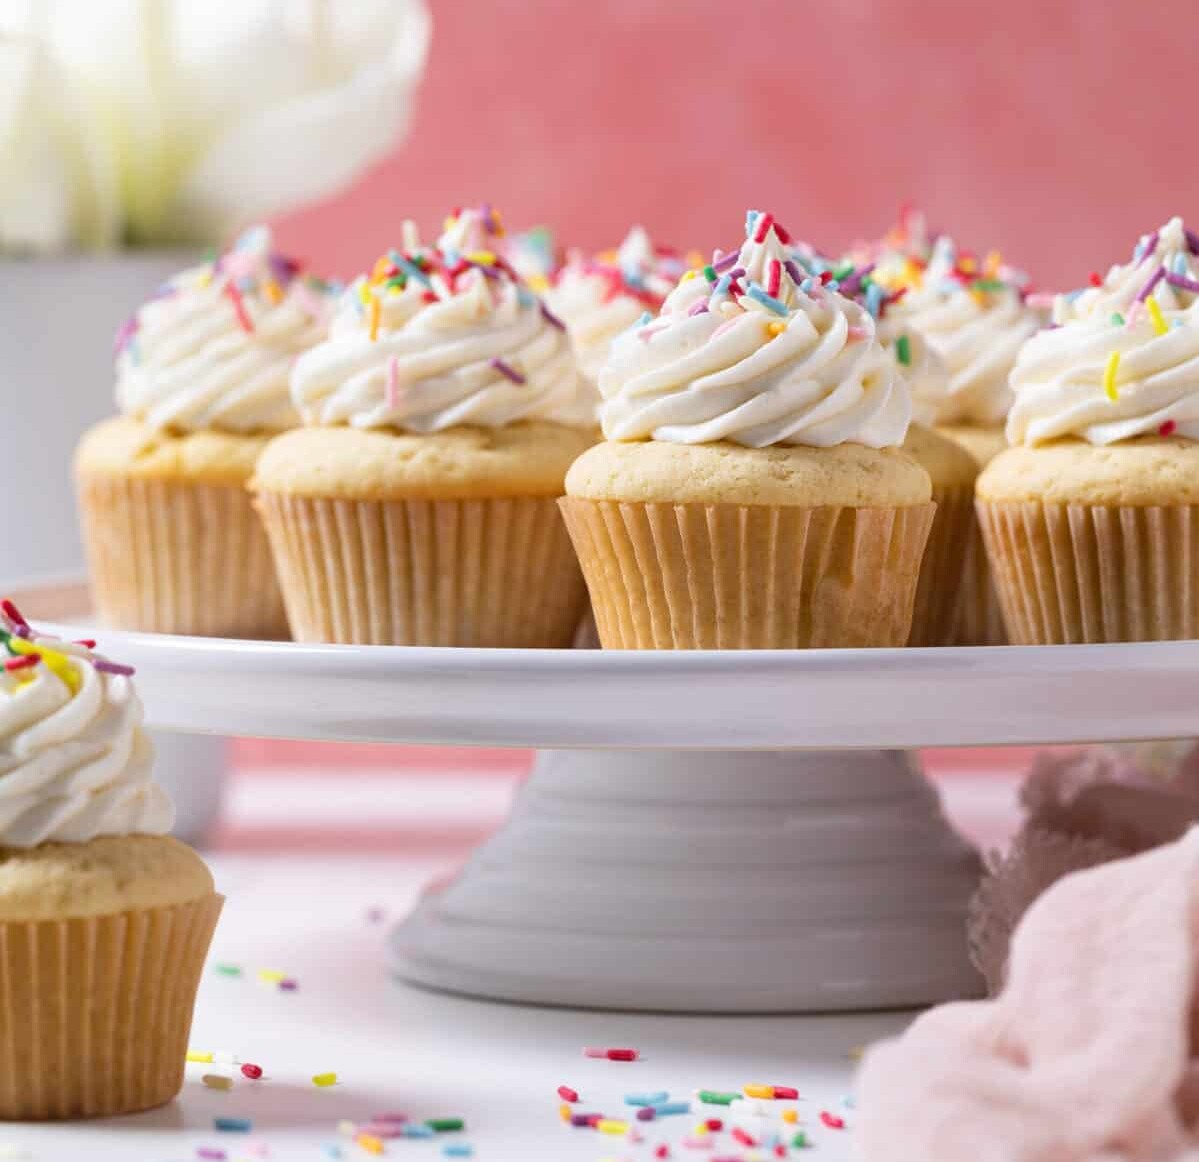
0;852;912;1162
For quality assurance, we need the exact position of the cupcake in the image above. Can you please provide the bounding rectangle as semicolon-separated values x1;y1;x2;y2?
545;227;691;416
560;211;935;650
253;206;596;647
0;601;221;1119
861;212;1045;643
75;226;333;638
818;255;980;645
977;217;1199;644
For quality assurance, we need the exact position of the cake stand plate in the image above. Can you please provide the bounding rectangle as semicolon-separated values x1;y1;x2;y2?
18;580;1199;1011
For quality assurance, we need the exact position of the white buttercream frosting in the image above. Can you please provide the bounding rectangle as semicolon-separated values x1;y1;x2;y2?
0;606;172;849
599;211;912;449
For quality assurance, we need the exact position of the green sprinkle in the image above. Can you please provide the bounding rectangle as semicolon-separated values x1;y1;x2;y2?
895;334;912;366
792;1130;810;1148
214;963;242;977
702;265;717;282
1111;312;1125;326
832;261;855;281
970;278;1006;292
426;1118;466;1133
697;1090;739;1106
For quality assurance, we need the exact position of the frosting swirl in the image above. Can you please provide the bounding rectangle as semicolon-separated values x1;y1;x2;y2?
1007;217;1199;446
292;207;592;432
0;605;172;849
599;211;911;449
547;227;690;387
115;225;334;434
862;211;1042;426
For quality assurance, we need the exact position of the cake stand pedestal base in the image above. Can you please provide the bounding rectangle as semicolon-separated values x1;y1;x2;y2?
389;748;984;1012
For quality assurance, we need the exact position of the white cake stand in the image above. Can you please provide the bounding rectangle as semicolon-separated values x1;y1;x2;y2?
21;580;1199;1012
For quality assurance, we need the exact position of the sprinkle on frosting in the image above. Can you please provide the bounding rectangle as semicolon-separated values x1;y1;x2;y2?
290;206;592;432
1007;217;1199;446
115;225;336;434
597;211;912;449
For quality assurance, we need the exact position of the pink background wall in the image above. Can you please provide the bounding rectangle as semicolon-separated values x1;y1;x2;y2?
275;0;1198;293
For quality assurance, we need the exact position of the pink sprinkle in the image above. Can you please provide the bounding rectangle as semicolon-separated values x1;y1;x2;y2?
197;1150;227;1161
557;1085;579;1102
371;1113;408;1124
385;356;401;408
767;259;782;298
1;599;28;628
359;1123;406;1139
682;1135;714;1149
820;1110;845;1130
752;212;775;244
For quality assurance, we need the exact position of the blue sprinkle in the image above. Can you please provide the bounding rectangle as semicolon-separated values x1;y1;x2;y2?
746;285;788;316
825;279;840;292
214;1116;253;1132
800;277;815;293
843;1094;856;1109
394;256;431;287
745;209;761;237
714;274;732;298
625;1091;670;1107
1173;253;1190;276
865;282;883;317
322;1146;342;1160
1064;288;1084;302
516;285;535;307
1173;318;1186;329
443;1147;474;1158
402;1124;436;1139
651;1101;691;1117
627;310;654;334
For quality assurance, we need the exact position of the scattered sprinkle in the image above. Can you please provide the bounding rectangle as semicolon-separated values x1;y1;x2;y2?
558;1085;580;1103
425;1118;465;1133
819;1110;846;1130
596;1119;629;1135
490;357;526;384
1161;419;1178;437
625;1091;670;1107
894;334;912;366
584;1047;639;1062
1147;296;1168;335
697;1090;739;1106
202;1074;233;1091
442;1146;474;1158
312;1072;338;1088
196;1149;227;1160
355;1134;384;1155
240;1063;263;1080
188;1050;215;1063
213;1118;252;1133
214;964;242;977
1103;350;1121;401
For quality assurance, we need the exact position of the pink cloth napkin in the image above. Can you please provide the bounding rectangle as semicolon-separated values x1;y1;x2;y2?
855;828;1199;1161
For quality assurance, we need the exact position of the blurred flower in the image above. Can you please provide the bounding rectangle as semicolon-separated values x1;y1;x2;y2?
0;0;430;252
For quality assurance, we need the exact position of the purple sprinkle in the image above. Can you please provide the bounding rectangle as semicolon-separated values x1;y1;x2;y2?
570;1114;596;1128
1186;229;1199;255
371;1113;409;1124
197;1150;227;1161
268;253;300;282
95;660;135;676
687;300;710;316
636;1107;656;1122
540;302;565;330
839;262;874;296
12;624;31;640
712;251;739;274
113;317;139;357
783;259;804;285
1167;271;1199;294
278;978;298;992
490;357;526;384
1136;265;1165;302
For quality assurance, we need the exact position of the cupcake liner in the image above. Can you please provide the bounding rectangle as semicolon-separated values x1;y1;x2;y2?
558;498;935;649
908;482;976;647
0;894;222;1120
977;500;1199;644
953;515;1007;646
256;493;588;646
77;474;287;639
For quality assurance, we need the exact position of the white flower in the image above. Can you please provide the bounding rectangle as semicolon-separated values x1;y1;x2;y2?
0;0;430;252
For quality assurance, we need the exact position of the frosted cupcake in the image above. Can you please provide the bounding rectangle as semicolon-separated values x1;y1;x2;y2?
0;601;221;1118
822;255;980;645
978;217;1199;643
75;226;333;638
560;211;934;650
861;213;1045;643
254;207;596;646
546;227;690;417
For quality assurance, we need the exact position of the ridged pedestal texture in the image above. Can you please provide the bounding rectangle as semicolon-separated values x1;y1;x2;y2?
257;493;587;647
977;500;1199;644
0;894;222;1119
77;475;287;638
559;499;935;649
390;750;983;1012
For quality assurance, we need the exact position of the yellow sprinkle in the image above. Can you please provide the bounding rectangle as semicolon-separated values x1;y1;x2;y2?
197;270;213;289
369;296;381;342
312;1072;338;1088
371;255;394;281
1147;296;1168;335
596;1119;628;1135
765;321;786;338
257;969;286;984
984;249;1003;278
262;278;283;305
186;1050;214;1063
559;1102;573;1121
202;1073;233;1091
693;1123;709;1135
959;256;978;274
526;274;550;293
681;269;698;282
1103;350;1121;401
782;1108;799;1124
743;1084;774;1099
8;638;79;695
466;250;497;265
355;1134;384;1155
358;281;372;306
685;249;706;270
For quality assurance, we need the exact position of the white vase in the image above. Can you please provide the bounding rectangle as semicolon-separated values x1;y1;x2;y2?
0;251;228;845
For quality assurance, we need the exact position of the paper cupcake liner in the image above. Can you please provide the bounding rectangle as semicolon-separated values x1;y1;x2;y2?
0;893;222;1120
977;500;1199;644
908;482;975;647
558;498;935;649
953;515;1007;645
256;493;588;647
77;474;287;638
